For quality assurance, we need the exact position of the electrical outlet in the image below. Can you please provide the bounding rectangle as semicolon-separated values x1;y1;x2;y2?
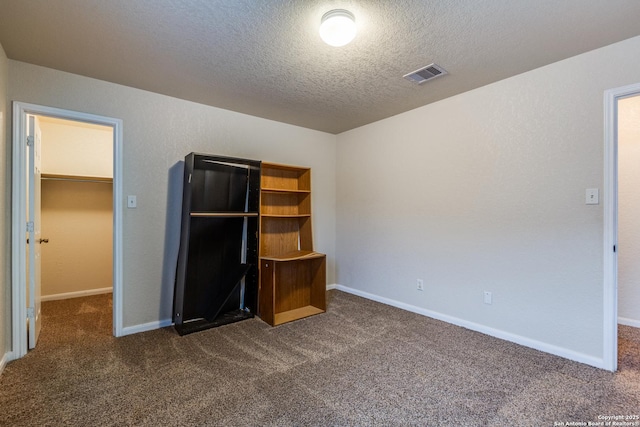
417;279;424;291
484;291;492;305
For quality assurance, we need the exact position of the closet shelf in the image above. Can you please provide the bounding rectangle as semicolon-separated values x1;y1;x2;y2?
41;173;112;183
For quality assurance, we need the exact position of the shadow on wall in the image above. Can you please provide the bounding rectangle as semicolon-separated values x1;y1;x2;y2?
161;161;184;322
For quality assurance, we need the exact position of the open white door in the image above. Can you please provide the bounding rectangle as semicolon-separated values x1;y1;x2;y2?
27;114;43;349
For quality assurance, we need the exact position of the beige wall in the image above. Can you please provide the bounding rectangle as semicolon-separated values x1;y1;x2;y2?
0;42;8;366
8;60;337;329
336;36;640;363
618;95;640;325
39;117;113;178
41;180;113;298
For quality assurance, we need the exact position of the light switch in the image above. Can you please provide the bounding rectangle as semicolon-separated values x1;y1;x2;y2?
127;195;137;209
586;189;599;205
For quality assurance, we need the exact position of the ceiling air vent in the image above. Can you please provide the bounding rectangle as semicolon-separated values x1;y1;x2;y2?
403;63;448;84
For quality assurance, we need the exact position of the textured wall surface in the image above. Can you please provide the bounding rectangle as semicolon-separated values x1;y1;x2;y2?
8;61;337;329
336;36;640;361
41;180;113;297
0;42;8;365
618;95;640;325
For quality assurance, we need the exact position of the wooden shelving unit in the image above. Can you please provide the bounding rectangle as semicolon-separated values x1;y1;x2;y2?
258;163;326;326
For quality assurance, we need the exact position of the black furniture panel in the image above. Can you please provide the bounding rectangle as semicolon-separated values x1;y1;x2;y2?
173;153;260;335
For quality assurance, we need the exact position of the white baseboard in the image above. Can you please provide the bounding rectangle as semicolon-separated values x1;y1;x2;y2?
618;316;640;328
42;287;112;302
121;318;173;336
333;284;604;370
0;351;9;376
0;353;6;375
120;285;343;336
118;285;338;336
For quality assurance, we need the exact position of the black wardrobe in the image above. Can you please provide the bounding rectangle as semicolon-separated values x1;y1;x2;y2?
173;153;261;335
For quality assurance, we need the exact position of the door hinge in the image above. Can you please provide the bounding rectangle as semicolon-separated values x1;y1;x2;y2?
27;307;34;318
27;136;34;147
26;221;34;233
614;245;617;253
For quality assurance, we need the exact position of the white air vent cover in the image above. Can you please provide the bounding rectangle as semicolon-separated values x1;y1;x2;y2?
403;63;448;84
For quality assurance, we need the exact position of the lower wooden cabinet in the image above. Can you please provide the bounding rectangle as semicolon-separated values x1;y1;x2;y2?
259;251;326;326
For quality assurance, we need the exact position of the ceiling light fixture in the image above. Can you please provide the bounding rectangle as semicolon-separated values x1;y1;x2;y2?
319;9;356;47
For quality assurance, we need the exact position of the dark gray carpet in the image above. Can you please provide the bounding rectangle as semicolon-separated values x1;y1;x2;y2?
0;290;638;426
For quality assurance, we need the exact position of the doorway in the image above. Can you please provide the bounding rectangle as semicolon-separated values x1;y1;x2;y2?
603;82;640;372
38;116;114;303
10;102;123;361
617;96;640;330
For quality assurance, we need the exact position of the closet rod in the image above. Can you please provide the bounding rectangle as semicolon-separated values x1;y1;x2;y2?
41;174;113;184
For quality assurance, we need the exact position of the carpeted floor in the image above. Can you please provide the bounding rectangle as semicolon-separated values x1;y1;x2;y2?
0;290;638;426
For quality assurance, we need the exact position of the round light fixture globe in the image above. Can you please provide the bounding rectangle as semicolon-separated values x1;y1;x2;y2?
319;9;356;47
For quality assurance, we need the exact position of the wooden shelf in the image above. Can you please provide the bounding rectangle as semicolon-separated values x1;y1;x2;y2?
261;163;311;192
261;250;324;262
261;214;311;218
274;306;324;326
262;187;310;194
261;191;310;216
258;162;326;326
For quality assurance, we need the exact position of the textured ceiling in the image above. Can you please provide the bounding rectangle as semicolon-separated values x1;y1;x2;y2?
1;1;640;134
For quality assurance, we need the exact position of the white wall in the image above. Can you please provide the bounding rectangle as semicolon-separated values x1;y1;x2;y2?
39;117;113;178
0;42;9;370
8;61;337;330
618;95;640;326
336;36;640;364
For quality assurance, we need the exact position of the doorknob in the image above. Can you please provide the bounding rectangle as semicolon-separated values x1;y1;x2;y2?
27;238;49;244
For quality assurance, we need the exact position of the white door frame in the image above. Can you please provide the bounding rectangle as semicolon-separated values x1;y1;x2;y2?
10;102;124;360
603;82;640;372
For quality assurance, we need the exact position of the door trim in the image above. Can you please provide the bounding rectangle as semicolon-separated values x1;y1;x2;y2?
10;102;124;360
603;82;640;372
